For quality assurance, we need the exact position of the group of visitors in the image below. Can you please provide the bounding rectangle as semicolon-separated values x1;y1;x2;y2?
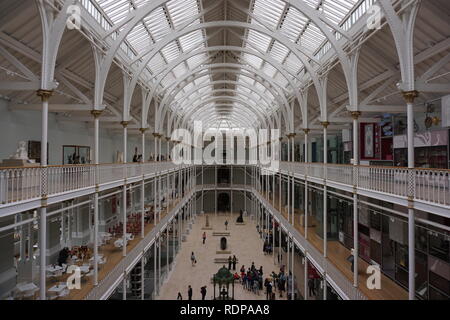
239;262;265;296
235;262;290;300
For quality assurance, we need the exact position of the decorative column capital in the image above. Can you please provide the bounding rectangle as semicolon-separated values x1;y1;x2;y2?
321;121;330;128
402;90;419;104
165;137;171;141
350;111;361;120
302;128;310;134
139;127;148;134
120;121;129;128
91;110;103;119
36;89;53;101
278;137;284;141
152;132;160;138
286;133;296;138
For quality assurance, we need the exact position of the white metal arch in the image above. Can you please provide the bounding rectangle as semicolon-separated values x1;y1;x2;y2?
177;96;273;130
158;64;291;133
142;44;304;125
174;90;279;131
178;89;272;118
122;21;323;124
174;80;276;114
177;97;274;131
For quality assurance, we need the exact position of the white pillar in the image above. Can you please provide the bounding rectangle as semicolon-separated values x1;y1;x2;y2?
140;128;146;239
351;112;360;287
303;129;309;240
37;89;52;301
404;90;419;300
322;122;329;258
121;121;128;257
92;109;102;285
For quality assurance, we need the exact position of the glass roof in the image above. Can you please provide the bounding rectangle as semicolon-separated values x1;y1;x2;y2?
82;0;373;129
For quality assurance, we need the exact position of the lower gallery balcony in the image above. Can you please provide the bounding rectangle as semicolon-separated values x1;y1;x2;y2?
2;186;183;300
268;192;410;300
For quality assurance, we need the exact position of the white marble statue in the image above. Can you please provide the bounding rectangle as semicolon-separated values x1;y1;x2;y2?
10;141;29;160
116;151;124;163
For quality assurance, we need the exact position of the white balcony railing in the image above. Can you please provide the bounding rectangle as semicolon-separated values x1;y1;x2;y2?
279;162;450;206
0;161;180;207
1;162;449;210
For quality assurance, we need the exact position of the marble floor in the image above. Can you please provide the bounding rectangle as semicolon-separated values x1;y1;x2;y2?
158;213;286;301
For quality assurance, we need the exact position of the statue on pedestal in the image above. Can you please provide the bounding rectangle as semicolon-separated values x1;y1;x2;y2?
116;151;124;163
10;141;29;160
220;237;227;251
236;210;244;223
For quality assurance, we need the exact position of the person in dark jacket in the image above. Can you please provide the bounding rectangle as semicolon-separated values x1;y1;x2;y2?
228;256;232;270
188;285;193;300
200;286;207;300
57;247;69;266
232;255;237;270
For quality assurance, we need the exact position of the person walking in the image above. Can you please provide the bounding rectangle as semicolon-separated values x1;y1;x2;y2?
188;285;193;300
224;220;228;230
228;256;232;270
177;292;183;300
191;252;196;266
232;255;237;271
202;232;206;245
200;286;207;300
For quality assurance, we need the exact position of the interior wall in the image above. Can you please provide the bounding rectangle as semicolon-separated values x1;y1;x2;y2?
0;98;157;165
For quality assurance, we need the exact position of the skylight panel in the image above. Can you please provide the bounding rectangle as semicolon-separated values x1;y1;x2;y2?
279;7;308;43
147;53;166;74
161;73;176;87
274;73;288;88
284;54;303;75
269;41;289;63
97;0;130;24
301;24;326;53
166;0;200;30
160;41;180;63
186;54;208;69
179;30;205;52
262;64;277;78
246;30;271;53
172;63;187;78
143;7;172;42
252;0;285;30
242;53;263;69
126;23;150;52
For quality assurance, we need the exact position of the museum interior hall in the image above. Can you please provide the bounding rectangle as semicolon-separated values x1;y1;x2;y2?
0;0;449;301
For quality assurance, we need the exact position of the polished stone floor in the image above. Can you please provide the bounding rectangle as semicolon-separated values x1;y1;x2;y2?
158;213;286;300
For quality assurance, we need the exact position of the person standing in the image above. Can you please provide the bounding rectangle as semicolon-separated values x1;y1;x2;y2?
228;256;232;270
200;286;207;300
232;255;237;271
265;279;272;300
224;220;228;230
202;232;206;245
308;278;316;297
188;285;193;300
191;252;196;266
